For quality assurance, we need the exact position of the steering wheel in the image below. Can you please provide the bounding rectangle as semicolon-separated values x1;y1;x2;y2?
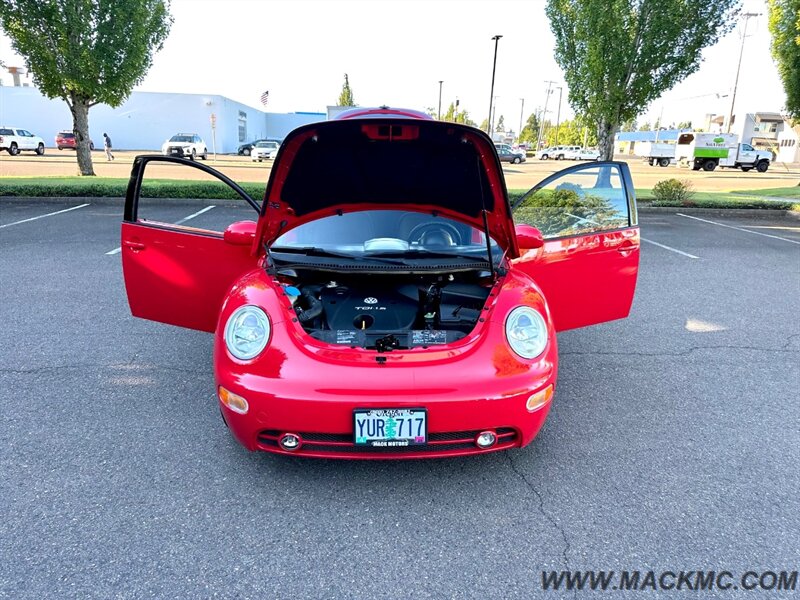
407;221;463;246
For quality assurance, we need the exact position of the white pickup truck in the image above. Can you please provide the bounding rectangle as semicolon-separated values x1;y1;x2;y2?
634;142;674;167
675;132;772;172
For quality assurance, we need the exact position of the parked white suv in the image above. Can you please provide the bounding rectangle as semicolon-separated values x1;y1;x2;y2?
161;133;208;160
0;126;46;155
561;147;600;161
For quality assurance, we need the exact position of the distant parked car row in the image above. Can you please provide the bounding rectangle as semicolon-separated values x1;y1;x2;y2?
494;143;526;164
238;138;282;156
535;145;600;161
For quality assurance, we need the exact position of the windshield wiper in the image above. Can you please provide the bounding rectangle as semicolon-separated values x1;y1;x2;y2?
269;246;358;260
365;249;492;262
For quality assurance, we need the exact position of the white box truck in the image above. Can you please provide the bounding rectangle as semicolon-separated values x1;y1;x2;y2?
675;132;772;172
634;142;675;167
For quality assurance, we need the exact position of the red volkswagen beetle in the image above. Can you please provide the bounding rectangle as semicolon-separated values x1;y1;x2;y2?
120;107;639;458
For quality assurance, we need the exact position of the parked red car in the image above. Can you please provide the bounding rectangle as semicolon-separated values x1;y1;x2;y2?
55;130;94;150
119;107;640;459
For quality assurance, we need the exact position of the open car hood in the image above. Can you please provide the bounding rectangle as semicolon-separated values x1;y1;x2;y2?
256;115;519;255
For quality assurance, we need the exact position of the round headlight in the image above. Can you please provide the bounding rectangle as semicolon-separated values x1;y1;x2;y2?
505;306;548;359
224;305;271;360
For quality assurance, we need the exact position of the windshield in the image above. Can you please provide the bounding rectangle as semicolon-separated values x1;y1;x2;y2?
271;210;500;260
256;141;278;148
169;135;192;142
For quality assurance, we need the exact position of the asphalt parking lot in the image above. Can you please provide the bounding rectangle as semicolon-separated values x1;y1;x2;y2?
1;199;799;598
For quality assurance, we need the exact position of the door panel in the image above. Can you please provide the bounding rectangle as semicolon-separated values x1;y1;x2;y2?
511;161;640;331
121;156;261;332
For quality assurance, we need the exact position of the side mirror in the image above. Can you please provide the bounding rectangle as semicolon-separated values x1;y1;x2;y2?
224;220;257;245
515;224;544;250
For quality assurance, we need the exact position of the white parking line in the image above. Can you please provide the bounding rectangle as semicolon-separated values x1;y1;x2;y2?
677;213;800;246
106;205;217;255
641;237;700;259
0;203;90;229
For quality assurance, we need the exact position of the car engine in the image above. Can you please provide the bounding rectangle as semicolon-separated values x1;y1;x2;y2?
284;273;492;350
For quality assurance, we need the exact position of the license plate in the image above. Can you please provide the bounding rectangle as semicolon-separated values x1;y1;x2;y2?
353;408;427;446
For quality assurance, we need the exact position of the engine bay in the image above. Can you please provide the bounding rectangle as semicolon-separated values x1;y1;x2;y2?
282;272;493;351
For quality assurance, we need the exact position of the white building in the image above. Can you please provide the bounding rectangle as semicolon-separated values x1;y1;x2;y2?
704;111;786;152
0;86;325;153
776;125;800;164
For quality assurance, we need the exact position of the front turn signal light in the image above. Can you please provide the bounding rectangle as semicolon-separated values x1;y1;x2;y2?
218;386;249;415
526;384;554;412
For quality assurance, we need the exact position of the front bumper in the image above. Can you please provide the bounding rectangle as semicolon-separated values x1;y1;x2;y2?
217;359;556;459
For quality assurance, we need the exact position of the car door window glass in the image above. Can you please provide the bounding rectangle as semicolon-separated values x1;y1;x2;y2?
512;164;629;239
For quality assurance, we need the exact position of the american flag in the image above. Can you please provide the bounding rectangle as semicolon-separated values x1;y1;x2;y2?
260;90;269;105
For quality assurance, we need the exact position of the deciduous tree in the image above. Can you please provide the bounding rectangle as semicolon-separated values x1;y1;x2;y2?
519;112;541;144
546;0;739;159
768;0;800;119
0;0;173;175
337;73;356;107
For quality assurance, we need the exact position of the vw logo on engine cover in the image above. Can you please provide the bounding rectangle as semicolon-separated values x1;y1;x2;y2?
363;297;378;304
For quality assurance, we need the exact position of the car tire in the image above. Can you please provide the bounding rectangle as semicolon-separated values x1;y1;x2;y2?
36;143;45;155
702;159;716;172
557;154;565;160
658;158;670;167
243;148;251;156
756;160;769;173
190;148;197;161
89;142;95;150
57;146;63;150
201;148;208;160
540;154;549;160
8;143;19;155
512;156;521;164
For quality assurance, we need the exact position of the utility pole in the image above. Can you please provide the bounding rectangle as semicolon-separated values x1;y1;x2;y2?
536;80;556;150
487;35;503;135
490;95;499;133
437;80;443;120
518;98;525;141
727;12;760;133
554;86;563;146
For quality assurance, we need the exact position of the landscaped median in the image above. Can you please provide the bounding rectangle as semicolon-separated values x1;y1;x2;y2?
1;176;798;212
0;176;266;200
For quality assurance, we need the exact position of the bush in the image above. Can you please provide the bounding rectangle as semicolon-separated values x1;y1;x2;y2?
652;179;695;205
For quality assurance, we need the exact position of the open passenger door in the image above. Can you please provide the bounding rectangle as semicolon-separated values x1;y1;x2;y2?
511;161;639;332
120;156;262;332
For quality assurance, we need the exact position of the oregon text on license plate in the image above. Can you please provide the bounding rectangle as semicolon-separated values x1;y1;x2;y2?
353;408;427;446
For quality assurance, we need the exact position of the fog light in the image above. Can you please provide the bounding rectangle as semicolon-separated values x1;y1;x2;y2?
218;386;249;415
279;433;302;451
475;430;497;449
526;384;554;412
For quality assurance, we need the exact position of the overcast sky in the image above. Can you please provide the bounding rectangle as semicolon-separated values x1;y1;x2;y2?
0;0;785;130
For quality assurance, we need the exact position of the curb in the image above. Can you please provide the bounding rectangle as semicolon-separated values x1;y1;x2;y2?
638;206;800;219
0;195;251;208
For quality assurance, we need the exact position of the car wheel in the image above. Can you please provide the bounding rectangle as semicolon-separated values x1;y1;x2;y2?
702;159;716;172
557;154;565;160
243;148;251;156
190;148;197;161
8;143;19;155
57;145;63;150
89;142;95;150
201;148;208;160
741;166;752;172
756;160;769;173
512;156;521;164
36;143;45;155
540;154;549;160
658;157;670;167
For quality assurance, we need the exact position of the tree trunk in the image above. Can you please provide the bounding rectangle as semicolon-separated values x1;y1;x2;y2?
69;98;95;176
597;118;619;161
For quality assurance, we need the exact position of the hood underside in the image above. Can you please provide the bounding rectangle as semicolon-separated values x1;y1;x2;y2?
257;118;517;253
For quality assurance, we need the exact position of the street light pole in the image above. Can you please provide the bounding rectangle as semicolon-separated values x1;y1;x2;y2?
726;12;760;133
554;86;563;145
518;98;525;142
487;35;502;135
490;95;499;134
437;80;443;120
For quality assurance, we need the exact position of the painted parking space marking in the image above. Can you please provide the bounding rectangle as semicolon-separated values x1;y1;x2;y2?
677;213;800;246
0;203;90;229
641;237;699;259
106;205;217;255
